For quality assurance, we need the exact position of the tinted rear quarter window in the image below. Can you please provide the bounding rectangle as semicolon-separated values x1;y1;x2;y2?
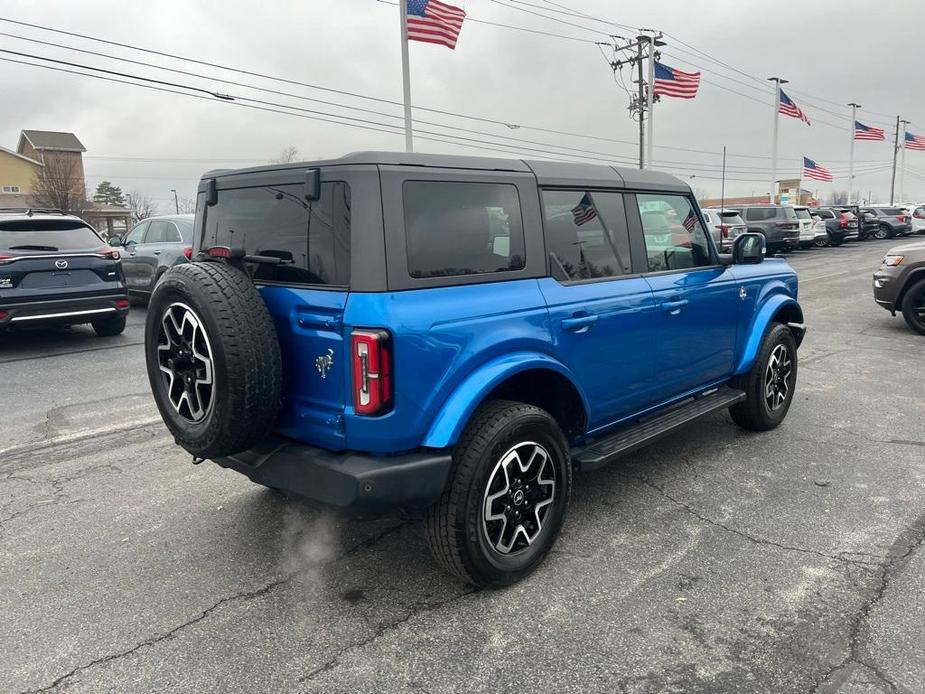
403;181;525;279
745;207;775;221
0;219;102;251
794;208;811;220
202;182;350;286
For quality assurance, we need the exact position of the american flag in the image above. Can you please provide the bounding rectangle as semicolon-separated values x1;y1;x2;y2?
571;193;597;226
653;61;701;99
406;0;466;50
681;210;697;232
803;156;833;182
855;121;885;141
779;90;811;126
905;131;925;151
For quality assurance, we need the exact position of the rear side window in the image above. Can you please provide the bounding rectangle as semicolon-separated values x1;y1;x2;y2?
144;220;180;243
0;219;102;251
745;207;775;221
542;190;632;280
636;194;713;272
202;182;351;286
403;181;525;279
794;208;812;220
816;209;835;219
782;206;797;220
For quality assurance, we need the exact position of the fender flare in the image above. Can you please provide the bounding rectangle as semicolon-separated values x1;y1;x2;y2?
422;351;589;449
735;294;804;375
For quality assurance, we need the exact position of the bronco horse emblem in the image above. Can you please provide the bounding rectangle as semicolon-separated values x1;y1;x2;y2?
315;348;334;379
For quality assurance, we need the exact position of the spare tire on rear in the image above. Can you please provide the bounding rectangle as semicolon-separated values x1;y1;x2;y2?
144;261;282;459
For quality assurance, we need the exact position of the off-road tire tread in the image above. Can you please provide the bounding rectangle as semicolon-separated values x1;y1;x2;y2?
729;322;797;431
146;261;281;458
424;400;571;586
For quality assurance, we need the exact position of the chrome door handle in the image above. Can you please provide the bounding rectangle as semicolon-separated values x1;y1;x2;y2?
661;299;688;315
562;314;598;333
153;250;161;255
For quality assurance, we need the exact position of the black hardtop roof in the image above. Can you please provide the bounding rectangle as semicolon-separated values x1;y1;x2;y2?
201;151;689;192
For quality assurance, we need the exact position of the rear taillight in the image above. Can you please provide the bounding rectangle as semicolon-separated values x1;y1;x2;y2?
914;210;924;219
896;215;907;223
718;223;730;238
95;247;121;260
115;299;130;309
351;329;393;416
0;253;12;261
839;215;849;229
0;310;8;320
183;246;193;260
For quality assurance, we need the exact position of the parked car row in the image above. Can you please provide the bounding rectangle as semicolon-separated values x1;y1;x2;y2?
700;202;924;254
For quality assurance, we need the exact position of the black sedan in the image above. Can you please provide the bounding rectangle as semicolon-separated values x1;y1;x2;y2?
110;214;194;302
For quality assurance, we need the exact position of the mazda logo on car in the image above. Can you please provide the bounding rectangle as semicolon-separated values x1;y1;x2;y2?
55;259;68;269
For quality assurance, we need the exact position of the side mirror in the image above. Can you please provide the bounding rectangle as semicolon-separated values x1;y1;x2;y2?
109;236;122;246
733;232;765;264
304;168;320;201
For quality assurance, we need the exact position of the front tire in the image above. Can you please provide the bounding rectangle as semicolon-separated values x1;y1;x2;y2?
901;278;925;336
729;323;798;431
425;400;571;588
874;225;891;240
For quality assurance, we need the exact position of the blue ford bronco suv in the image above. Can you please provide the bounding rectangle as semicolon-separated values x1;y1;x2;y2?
144;152;805;587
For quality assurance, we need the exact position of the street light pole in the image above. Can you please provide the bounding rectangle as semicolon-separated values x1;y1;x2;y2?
848;103;861;205
170;189;179;214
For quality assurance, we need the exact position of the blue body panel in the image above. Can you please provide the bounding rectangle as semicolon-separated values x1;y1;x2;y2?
265;258;801;455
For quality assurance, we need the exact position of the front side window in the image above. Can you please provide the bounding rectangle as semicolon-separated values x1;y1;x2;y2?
403;181;525;279
124;222;148;245
636;194;713;272
202;182;351;286
542;190;632;280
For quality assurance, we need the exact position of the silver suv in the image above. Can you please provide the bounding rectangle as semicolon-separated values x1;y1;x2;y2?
727;205;801;252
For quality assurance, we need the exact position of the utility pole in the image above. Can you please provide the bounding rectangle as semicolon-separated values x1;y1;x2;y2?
768;77;788;204
848;103;861;205
890;115;901;205
603;33;664;169
899;119;910;204
170;189;179;214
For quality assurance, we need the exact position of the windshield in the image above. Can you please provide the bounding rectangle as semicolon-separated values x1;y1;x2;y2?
0;219;102;251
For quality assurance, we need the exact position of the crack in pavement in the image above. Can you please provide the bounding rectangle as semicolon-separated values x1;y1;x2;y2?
19;522;408;694
810;511;925;694
297;588;477;687
631;474;878;569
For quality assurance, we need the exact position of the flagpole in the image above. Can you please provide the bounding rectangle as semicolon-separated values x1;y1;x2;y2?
399;0;414;153
768;77;787;204
899;119;910;204
848;103;860;205
646;37;655;169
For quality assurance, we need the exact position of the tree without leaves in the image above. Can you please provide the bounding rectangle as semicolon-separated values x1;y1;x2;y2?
92;180;126;207
272;145;299;164
30;156;87;217
177;196;196;214
127;191;159;222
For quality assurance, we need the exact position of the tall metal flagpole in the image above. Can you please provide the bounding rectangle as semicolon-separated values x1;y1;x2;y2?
899;119;910;204
768;77;787;203
399;0;414;152
646;36;655;170
848;103;860;205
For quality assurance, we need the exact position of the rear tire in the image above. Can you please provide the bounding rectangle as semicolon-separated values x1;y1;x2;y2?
424;400;571;588
92;314;126;337
145;261;282;459
813;235;829;248
729;323;798;431
874;225;891;240
901;278;925;336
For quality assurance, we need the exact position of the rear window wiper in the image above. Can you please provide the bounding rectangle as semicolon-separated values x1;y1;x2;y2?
7;244;60;251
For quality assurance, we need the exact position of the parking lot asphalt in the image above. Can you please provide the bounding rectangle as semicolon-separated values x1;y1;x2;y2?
2;240;924;694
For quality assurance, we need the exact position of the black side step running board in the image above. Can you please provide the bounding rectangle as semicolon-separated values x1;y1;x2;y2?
571;386;746;471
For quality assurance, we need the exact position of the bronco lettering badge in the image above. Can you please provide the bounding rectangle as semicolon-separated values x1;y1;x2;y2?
315;348;334;379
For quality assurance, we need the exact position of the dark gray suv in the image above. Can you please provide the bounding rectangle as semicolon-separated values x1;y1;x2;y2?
111;214;194;301
727;205;800;252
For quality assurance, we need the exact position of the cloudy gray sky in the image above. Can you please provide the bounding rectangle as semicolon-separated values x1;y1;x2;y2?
2;0;923;210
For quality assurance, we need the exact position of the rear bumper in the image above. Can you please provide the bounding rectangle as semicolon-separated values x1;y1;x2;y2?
0;293;129;328
215;436;453;518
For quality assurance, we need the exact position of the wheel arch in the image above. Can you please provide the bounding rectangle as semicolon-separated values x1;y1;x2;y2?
735;294;804;376
421;353;589;449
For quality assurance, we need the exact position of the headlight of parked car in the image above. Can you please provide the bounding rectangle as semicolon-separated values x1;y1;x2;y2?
882;255;904;267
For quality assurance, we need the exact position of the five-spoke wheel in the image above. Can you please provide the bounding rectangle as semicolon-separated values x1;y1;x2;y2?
156;302;215;422
764;343;793;412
